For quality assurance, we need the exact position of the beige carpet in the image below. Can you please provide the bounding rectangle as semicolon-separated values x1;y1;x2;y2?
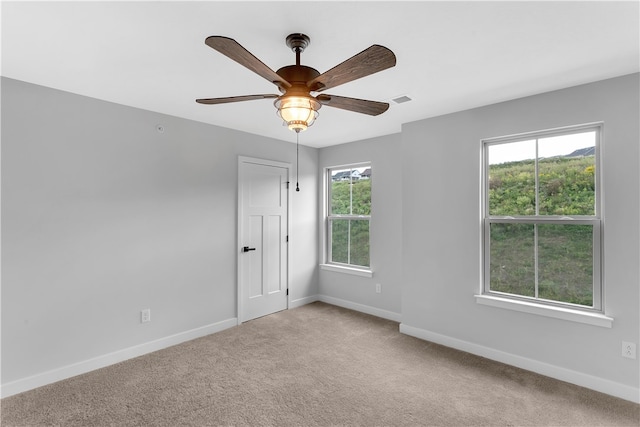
1;302;638;426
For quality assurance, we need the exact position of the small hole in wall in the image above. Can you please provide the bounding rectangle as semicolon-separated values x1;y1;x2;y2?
156;124;165;133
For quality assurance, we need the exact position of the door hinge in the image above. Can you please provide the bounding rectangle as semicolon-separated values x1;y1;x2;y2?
286;181;290;189
286;289;289;296
286;235;289;242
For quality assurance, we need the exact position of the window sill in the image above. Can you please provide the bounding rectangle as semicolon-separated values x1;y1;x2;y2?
320;264;373;278
475;294;613;328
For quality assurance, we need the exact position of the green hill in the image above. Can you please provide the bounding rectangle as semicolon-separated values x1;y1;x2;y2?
489;155;595;216
488;155;596;306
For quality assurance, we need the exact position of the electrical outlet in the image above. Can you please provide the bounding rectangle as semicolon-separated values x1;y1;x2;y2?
375;283;381;294
622;341;636;359
141;309;151;323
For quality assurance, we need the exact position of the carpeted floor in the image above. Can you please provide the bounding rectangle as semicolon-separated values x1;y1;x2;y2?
1;302;639;426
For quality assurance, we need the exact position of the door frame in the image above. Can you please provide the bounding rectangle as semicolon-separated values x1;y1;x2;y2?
237;156;292;324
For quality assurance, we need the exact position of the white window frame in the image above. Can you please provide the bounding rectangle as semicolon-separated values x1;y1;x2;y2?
479;123;606;321
321;162;372;276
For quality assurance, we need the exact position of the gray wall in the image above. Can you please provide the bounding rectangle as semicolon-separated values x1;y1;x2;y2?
318;134;403;317
1;77;318;385
3;73;638;401
401;74;639;392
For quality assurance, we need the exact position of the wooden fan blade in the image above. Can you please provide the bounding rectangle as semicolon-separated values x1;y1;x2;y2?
205;36;291;89
308;45;396;92
196;94;279;105
317;94;389;116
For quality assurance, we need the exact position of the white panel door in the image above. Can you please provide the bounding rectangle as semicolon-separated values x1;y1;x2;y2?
238;158;289;322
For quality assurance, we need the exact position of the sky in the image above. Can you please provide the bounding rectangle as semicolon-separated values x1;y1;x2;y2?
488;131;596;165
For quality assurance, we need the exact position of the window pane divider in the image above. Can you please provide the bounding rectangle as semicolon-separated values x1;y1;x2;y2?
488;217;598;224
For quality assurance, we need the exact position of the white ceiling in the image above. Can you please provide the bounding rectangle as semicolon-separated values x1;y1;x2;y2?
2;1;638;148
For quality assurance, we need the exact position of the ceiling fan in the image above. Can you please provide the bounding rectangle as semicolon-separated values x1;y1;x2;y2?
196;33;397;132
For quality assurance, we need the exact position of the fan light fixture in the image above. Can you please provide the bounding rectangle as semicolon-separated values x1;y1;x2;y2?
274;95;321;132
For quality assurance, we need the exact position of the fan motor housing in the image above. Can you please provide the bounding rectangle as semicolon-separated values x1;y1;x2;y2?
275;65;320;93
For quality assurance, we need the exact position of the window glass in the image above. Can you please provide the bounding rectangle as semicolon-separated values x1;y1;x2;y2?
330;219;349;264
349;219;370;267
538;132;596;216
537;223;594;306
483;125;601;311
328;165;371;268
489;223;535;297
330;168;353;215
488;140;536;216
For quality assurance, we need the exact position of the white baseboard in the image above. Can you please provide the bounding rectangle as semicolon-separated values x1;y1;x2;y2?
318;295;402;322
399;323;640;404
1;317;238;399
289;294;320;309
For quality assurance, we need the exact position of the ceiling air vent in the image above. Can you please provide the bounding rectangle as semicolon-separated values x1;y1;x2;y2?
391;95;412;104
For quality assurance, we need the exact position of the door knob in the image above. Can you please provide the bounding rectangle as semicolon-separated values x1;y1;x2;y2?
242;246;256;253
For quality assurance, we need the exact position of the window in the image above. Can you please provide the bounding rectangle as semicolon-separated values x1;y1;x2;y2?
326;164;371;269
482;124;602;312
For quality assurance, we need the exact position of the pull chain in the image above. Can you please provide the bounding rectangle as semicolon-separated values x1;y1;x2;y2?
296;131;300;192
